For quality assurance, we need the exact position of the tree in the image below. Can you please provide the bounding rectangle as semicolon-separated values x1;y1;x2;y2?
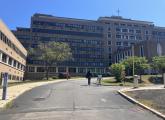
152;56;165;77
121;57;150;80
29;42;72;80
111;63;125;82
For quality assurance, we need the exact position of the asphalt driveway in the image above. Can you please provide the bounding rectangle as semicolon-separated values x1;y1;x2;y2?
0;79;162;120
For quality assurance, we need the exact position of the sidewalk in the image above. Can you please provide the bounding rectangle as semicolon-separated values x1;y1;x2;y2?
120;85;165;92
118;85;165;119
0;80;66;109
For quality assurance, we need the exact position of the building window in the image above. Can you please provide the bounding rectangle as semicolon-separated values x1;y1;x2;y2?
130;35;135;40
123;42;128;46
13;60;17;67
121;23;126;26
136;30;141;34
116;34;122;39
136;36;142;40
109;47;111;53
78;68;86;73
8;57;12;66
114;23;119;26
58;67;66;73
108;41;111;45
122;29;128;33
108;27;111;31
28;66;35;72
140;46;144;57
37;67;45;72
116;28;121;32
116;42;122;46
2;53;7;63
108;34;111;38
145;31;149;34
49;67;56;72
129;29;134;33
69;68;76;73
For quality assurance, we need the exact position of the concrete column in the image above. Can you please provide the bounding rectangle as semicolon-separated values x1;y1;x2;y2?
66;67;69;73
85;68;87;73
0;52;2;61
76;67;78;73
56;67;58;73
11;60;14;67
34;66;37;73
6;56;9;64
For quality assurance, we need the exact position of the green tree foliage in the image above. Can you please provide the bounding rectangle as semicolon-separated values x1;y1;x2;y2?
29;42;72;80
152;56;165;73
111;63;125;82
122;57;150;76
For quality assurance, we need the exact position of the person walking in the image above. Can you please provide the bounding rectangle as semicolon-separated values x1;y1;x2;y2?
86;71;92;85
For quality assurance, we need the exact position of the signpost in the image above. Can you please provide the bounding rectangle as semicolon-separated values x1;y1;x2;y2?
2;73;8;100
164;73;165;88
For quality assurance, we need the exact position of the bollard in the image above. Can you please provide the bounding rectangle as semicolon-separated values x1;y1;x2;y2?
133;75;139;88
2;73;8;100
164;73;165;88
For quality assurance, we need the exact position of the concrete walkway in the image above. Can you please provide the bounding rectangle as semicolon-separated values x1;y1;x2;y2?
120;85;165;92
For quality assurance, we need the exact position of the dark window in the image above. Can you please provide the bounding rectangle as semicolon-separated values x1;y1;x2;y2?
108;41;111;45
49;67;56;72
116;28;121;32
32;28;103;38
69;68;76;73
58;67;66;72
116;34;122;39
37;67;45;72
2;53;7;63
136;30;141;34
122;29;128;32
8;57;12;65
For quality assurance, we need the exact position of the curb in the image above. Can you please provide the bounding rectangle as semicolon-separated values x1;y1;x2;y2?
118;89;165;119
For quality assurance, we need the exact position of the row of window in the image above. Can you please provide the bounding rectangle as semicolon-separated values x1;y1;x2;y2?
0;31;26;60
116;34;142;40
0;51;25;71
32;28;103;38
32;21;103;32
7;74;23;81
152;31;165;37
116;28;148;34
27;66;105;74
27;59;106;67
113;22;152;28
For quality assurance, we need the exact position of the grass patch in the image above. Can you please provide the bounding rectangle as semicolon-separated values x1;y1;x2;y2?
4;100;14;109
101;78;133;86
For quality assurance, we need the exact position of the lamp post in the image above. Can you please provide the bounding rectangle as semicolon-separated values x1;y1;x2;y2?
131;43;135;77
131;43;138;88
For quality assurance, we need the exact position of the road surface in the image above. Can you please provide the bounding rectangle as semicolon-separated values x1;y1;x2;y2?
0;79;162;120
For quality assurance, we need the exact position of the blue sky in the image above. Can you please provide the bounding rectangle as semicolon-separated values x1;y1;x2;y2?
0;0;165;29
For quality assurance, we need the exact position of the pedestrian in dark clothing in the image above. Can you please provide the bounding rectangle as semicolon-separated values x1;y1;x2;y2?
86;71;92;85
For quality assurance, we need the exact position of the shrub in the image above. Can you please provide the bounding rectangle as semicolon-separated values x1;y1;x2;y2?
52;76;58;79
111;63;125;82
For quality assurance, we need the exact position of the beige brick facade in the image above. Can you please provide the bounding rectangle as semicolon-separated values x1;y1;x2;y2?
0;20;27;80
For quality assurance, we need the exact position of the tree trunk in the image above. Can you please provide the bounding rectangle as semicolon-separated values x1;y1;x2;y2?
46;66;49;80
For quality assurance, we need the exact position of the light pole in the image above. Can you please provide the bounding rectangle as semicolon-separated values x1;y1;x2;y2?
131;43;135;77
131;43;138;88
